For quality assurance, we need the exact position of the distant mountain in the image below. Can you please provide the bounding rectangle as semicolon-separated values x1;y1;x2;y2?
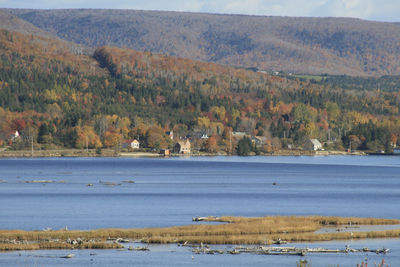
0;9;93;55
4;9;400;76
0;9;52;38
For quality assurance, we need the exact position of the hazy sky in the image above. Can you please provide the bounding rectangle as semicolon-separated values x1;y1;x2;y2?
1;0;399;22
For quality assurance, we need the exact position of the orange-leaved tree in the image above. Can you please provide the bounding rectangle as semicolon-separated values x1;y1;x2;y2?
103;127;122;148
75;126;102;148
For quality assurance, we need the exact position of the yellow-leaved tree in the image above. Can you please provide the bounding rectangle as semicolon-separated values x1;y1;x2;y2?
75;126;102;148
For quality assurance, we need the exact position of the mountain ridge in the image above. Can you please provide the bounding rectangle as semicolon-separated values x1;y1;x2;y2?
0;9;53;38
3;8;400;76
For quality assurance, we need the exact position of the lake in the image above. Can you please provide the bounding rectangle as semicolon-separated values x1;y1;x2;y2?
0;155;399;266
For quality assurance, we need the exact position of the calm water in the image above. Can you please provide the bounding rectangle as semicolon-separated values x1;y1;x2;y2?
0;155;399;266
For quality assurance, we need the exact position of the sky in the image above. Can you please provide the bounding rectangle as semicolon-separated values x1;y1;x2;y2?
1;0;399;22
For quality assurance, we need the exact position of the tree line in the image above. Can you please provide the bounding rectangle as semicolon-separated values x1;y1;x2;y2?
0;30;399;154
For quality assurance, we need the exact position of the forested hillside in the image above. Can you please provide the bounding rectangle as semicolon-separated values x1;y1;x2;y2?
0;29;399;153
0;10;52;38
4;9;400;76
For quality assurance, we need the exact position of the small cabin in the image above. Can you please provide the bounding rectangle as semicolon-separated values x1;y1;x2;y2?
160;149;170;156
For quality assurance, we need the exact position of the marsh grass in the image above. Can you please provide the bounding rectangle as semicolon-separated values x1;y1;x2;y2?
0;242;122;251
1;216;399;250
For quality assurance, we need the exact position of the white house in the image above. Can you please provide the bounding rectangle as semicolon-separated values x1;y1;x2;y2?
11;130;19;140
201;133;209;139
304;139;322;151
131;139;140;149
10;131;20;143
122;139;140;149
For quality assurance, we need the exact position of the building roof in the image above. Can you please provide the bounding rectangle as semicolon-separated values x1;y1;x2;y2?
177;139;190;146
309;139;322;147
232;132;247;137
123;139;139;144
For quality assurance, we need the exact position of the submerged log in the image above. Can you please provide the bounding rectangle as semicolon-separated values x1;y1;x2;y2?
60;254;74;258
25;180;54;183
192;216;220;222
132;246;150;251
116;238;130;243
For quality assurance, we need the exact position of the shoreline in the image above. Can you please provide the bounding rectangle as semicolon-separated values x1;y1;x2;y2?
0;149;368;158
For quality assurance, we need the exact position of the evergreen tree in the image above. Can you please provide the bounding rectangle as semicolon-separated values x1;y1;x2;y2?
37;123;50;144
236;136;253;156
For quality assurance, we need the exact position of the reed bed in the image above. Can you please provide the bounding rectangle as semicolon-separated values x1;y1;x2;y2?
0;242;122;251
144;229;400;245
0;216;399;250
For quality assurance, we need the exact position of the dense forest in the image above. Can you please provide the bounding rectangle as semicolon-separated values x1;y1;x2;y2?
0;29;399;154
3;8;400;76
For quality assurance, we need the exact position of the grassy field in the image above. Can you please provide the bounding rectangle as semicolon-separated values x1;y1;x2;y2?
0;216;399;251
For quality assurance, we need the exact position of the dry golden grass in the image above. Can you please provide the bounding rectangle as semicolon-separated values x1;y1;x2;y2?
0;242;122;251
0;216;399;250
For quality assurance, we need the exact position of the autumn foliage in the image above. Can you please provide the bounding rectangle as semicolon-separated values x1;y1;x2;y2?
0;29;399;153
